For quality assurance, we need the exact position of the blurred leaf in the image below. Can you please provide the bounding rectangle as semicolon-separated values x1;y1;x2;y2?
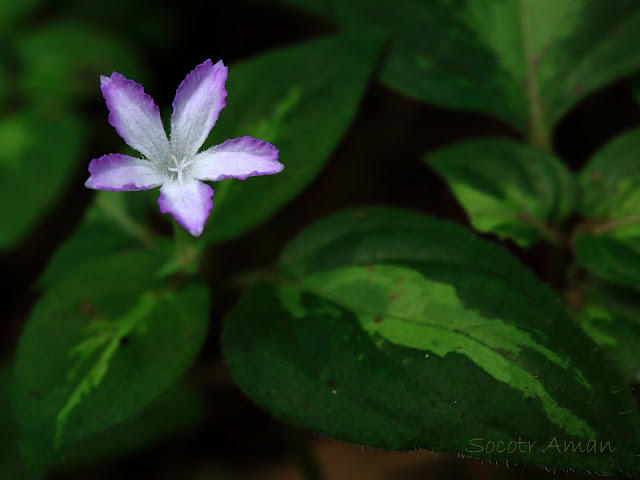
334;0;640;142
223;207;640;476
0;108;85;249
0;362;31;479
425;138;576;247
203;30;384;242
577;127;640;289
59;0;173;48
574;283;640;383
574;235;640;291
17;21;144;105
579;127;640;225
58;383;204;469
0;57;8;109
14;250;209;472
38;190;168;288
0;0;40;33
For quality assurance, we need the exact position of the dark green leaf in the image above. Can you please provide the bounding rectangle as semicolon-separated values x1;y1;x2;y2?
574;282;640;383
574;235;640;290
335;0;640;141
0;108;85;249
203;30;384;242
0;56;8;109
38;190;167;287
0;0;40;33
577;127;640;289
579;127;640;223
223;207;640;476
14;250;209;472
17;22;145;105
0;362;30;479
58;383;204;469
425;138;576;247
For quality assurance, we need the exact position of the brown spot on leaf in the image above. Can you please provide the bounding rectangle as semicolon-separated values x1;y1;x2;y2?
77;300;96;317
455;345;462;349
373;316;382;323
28;390;41;399
563;289;583;308
366;264;375;274
397;275;405;285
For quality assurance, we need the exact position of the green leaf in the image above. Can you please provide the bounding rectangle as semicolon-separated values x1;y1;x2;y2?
574;282;640;383
0;56;8;109
577;127;640;289
223;207;640;476
574;235;640;290
14;250;209;472
17;21;144;105
203;30;384;242
38;190;167;287
425;138;576;247
0;108;85;249
58;383;204;469
0;0;40;33
335;0;640;142
0;362;30;479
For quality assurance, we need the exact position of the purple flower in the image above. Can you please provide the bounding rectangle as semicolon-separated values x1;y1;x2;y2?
85;60;284;236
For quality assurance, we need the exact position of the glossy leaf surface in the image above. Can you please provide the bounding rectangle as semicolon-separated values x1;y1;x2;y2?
333;0;640;142
223;207;640;475
426;138;576;247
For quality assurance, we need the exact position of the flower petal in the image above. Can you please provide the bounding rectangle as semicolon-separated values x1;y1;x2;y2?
85;153;163;191
100;72;169;161
157;181;214;236
189;136;283;182
170;59;228;160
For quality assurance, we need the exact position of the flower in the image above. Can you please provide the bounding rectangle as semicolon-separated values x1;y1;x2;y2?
85;60;284;236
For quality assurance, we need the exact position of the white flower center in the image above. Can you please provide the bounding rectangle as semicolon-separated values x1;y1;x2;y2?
168;154;195;185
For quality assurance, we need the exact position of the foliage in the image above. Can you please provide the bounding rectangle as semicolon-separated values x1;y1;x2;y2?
3;0;640;477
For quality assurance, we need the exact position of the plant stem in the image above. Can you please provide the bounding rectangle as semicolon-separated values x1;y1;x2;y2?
579;214;640;236
96;195;158;250
172;221;199;271
520;0;551;150
229;269;288;290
